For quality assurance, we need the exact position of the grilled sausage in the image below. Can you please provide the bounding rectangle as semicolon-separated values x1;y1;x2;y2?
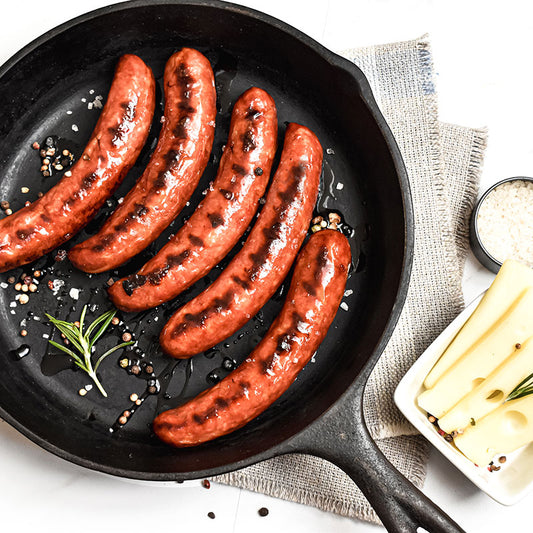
0;54;155;273
159;122;323;358
153;229;351;447
69;48;217;273
108;87;278;312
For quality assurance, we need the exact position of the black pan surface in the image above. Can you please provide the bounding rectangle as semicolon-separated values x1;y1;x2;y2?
0;0;410;480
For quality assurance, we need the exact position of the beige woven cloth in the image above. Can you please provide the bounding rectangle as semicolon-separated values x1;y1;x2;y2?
216;35;488;525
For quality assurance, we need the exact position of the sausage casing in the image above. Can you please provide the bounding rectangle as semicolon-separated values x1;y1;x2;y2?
108;87;277;311
0;54;156;273
159;122;323;357
69;48;216;273
153;229;351;447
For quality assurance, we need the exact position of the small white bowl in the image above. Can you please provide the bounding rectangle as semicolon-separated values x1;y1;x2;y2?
394;293;533;505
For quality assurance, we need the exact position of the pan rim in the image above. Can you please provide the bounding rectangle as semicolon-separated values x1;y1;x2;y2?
0;0;414;481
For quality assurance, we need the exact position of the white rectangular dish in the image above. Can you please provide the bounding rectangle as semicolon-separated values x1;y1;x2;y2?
394;292;533;505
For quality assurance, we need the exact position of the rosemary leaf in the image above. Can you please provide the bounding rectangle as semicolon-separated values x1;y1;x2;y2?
507;372;533;402
84;309;115;342
48;339;83;365
88;311;117;350
47;305;129;397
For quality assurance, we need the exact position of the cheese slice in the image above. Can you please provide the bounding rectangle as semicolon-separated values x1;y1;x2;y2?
439;336;533;433
454;395;533;466
424;260;533;389
418;287;533;418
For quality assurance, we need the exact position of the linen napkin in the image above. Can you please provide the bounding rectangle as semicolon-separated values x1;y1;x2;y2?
215;35;488;524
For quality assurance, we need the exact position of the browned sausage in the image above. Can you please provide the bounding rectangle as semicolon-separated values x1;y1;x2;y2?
69;48;216;273
0;54;155;273
153;229;351;447
159;122;323;358
108;87;278;312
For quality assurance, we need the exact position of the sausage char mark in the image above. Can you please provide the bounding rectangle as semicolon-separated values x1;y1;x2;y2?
16;229;33;241
232;163;246;176
109;100;138;146
174;290;233;335
232;275;251;291
245;107;262;120
302;281;317;296
207;213;224;228
219;188;234;201
241;130;256;152
188;234;204;247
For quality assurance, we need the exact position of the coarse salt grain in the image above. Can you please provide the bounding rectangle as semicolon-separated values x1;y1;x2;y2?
69;287;80;300
71;124;79;132
51;279;65;295
340;302;349;311
336;182;344;190
477;180;533;267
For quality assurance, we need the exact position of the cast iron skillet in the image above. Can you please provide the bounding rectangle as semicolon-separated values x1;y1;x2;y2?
0;1;464;531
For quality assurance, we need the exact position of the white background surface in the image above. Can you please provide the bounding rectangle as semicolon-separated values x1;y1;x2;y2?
0;1;531;531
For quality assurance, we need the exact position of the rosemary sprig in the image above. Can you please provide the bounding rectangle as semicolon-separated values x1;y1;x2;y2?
45;305;133;397
507;372;533;402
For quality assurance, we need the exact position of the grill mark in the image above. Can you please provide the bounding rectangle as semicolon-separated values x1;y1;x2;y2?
262;352;281;374
114;203;150;233
212;292;232;313
232;163;246;176
317;246;329;267
183;311;209;328
82;172;98;190
109;100;137;146
246;223;283;281
173;116;191;139
188;234;204;247
232;275;251;291
193;413;205;425
154;421;181;432
241;129;256;152
245;107;261;120
122;274;147;295
153;171;169;191
176;64;194;88
302;281;317;296
192;405;218;426
151;150;182;192
16;229;33;241
177;102;195;113
215;397;229;408
278;164;306;204
220;188;234;201
167;250;190;266
91;233;113;252
208;213;224;228
177;288;232;333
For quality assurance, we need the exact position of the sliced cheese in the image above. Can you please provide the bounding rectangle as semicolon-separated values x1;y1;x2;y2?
424;260;533;389
418;287;533;418
439;336;533;433
454;395;533;466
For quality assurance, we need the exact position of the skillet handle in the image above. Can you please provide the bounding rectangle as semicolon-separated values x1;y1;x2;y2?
288;385;465;533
